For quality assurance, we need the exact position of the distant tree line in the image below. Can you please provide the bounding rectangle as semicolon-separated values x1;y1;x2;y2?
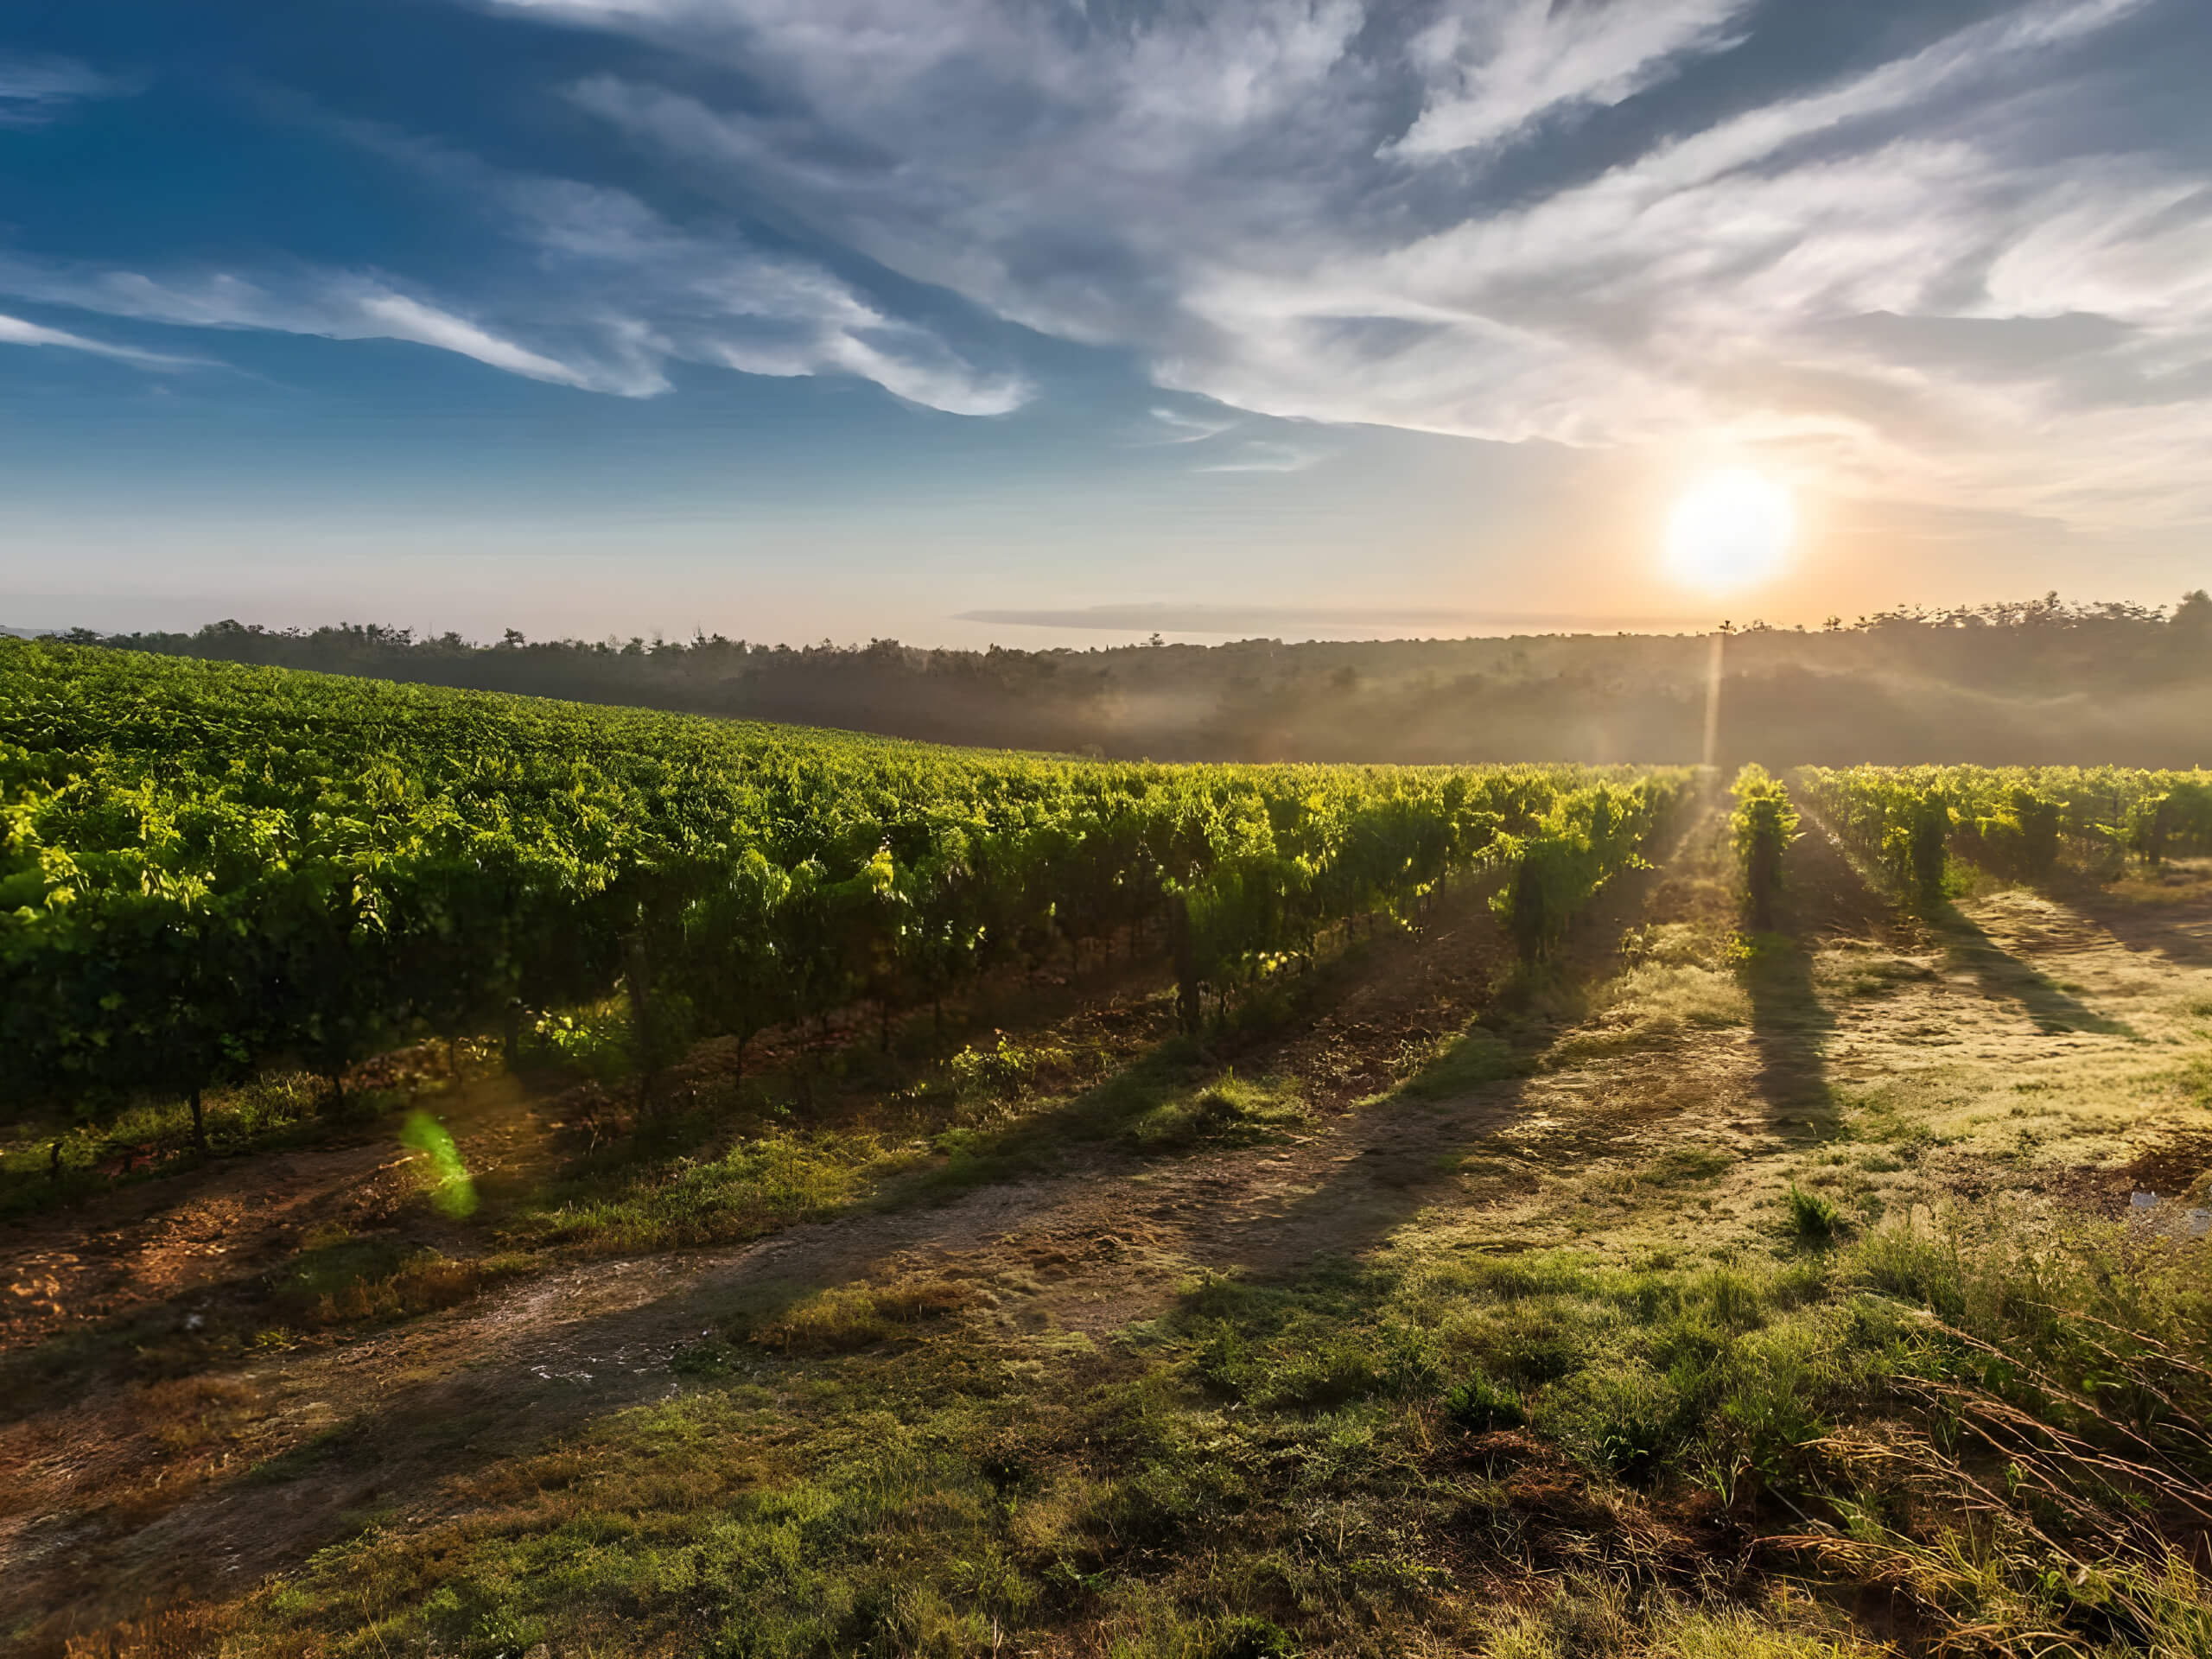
49;590;2212;766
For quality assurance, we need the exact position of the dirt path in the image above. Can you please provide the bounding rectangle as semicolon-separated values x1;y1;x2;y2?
12;807;2212;1648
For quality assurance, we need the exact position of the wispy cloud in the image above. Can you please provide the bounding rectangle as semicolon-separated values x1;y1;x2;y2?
1390;0;1753;158
1146;406;1241;444
10;0;2205;531
0;311;197;368
957;604;1714;634
0;54;130;127
0;261;652;393
0;163;1028;412
1192;440;1330;475
499;0;2208;527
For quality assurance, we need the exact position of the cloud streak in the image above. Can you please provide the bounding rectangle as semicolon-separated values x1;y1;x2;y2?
957;604;1715;634
1191;440;1330;475
0;262;651;393
1391;0;1752;158
0;166;1028;413
0;311;197;368
0;54;130;127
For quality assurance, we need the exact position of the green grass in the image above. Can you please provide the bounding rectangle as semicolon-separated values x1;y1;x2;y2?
1121;1073;1311;1153
505;1127;914;1255
208;1200;2212;1658
1785;1183;1841;1243
1394;1027;1531;1100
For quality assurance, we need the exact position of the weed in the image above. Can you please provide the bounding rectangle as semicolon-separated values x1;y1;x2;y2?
1444;1370;1527;1433
1786;1183;1841;1243
272;1236;523;1325
948;1033;1079;1099
1123;1074;1309;1153
512;1128;903;1253
746;1274;974;1354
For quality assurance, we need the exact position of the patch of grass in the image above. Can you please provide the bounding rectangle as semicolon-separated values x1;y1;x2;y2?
946;1033;1086;1100
1174;1268;1442;1412
508;1128;908;1253
272;1231;529;1325
0;1068;384;1221
1394;1027;1531;1100
743;1274;976;1355
1122;1075;1310;1154
1550;961;1750;1063
1443;1370;1526;1433
1644;1145;1732;1185
1785;1183;1841;1243
171;1196;2212;1659
1618;920;1721;969
899;1037;1210;1198
134;1375;270;1454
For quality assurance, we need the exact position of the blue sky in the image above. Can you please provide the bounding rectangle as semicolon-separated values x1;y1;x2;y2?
2;0;2207;645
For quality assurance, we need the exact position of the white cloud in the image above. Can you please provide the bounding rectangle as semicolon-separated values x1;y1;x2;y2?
1147;407;1242;444
0;261;655;394
353;291;607;389
15;0;2203;524
505;172;1030;412
0;311;197;367
0;54;129;127
517;0;2210;526
1392;0;1752;158
1192;440;1331;475
0;170;1027;412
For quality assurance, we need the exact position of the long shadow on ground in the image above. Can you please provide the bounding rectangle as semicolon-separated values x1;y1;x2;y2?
4;1163;1062;1649
1191;810;1706;1281
1934;907;2136;1037
1739;815;1876;1135
2042;868;2212;969
1745;937;1834;1129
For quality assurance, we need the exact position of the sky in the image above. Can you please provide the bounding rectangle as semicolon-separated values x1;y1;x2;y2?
1;0;2207;647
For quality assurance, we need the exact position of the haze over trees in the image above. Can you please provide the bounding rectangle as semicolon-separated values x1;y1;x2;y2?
59;592;2211;767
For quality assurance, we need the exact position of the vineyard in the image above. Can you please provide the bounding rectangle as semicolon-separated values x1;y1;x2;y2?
1796;763;2212;906
0;639;1687;1159
5;645;2211;1659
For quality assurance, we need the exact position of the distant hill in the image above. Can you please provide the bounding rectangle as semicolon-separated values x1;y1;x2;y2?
55;591;2212;766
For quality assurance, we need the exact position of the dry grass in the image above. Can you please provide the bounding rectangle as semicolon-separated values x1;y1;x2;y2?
745;1273;977;1354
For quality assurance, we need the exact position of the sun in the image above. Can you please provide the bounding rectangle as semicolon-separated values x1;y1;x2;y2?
1663;467;1795;594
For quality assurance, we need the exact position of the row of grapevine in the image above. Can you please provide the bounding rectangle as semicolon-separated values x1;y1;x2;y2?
1796;764;2212;906
1728;765;1800;930
1;642;1692;1141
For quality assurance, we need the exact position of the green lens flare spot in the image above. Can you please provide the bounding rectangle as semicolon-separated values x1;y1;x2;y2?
399;1111;478;1219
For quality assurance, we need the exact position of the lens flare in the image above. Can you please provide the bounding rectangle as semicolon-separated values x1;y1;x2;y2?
1664;468;1794;594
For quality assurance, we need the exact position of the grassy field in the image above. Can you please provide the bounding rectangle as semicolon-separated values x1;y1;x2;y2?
6;798;2211;1658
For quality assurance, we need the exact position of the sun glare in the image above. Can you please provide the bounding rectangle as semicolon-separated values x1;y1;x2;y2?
1663;467;1795;594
